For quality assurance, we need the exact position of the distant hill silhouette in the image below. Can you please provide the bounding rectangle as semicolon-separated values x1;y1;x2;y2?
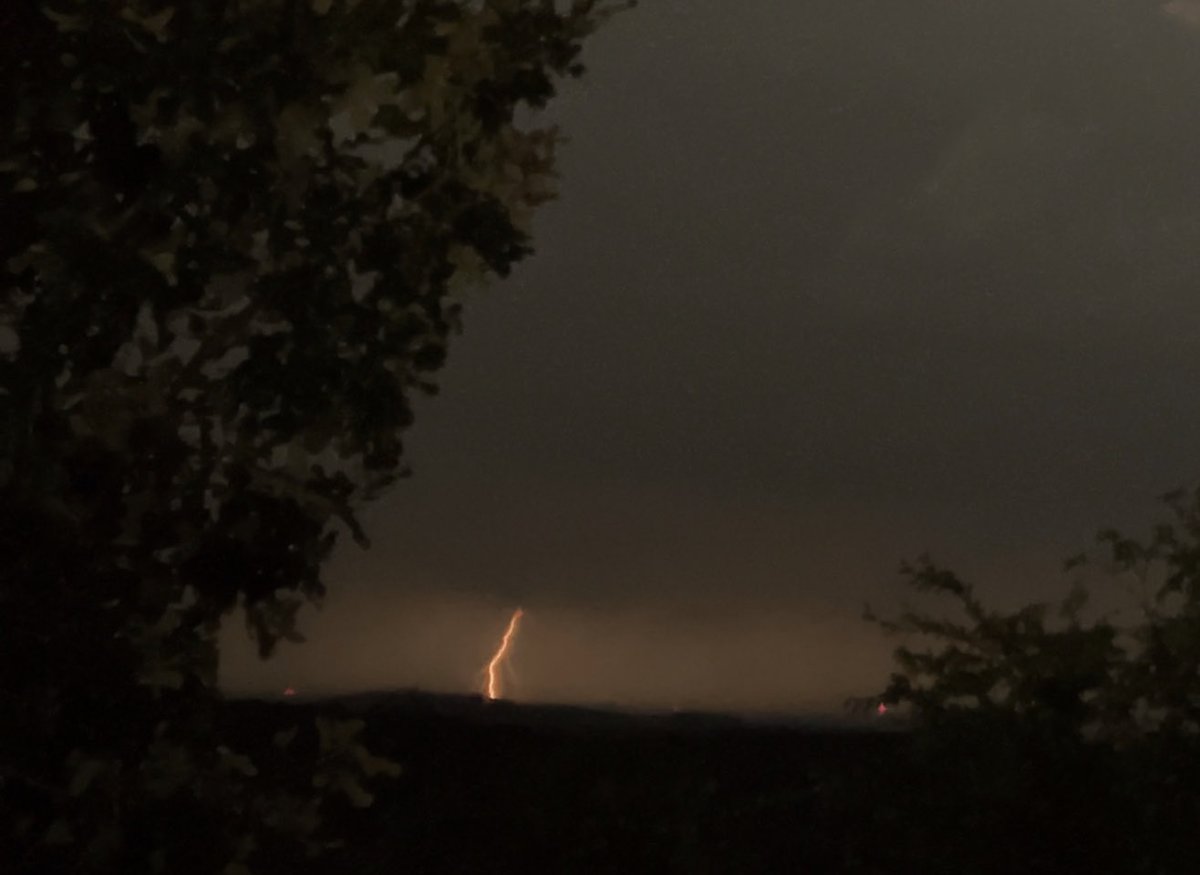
221;691;911;874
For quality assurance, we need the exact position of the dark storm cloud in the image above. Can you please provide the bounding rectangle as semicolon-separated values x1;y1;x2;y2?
224;0;1200;710
396;0;1200;533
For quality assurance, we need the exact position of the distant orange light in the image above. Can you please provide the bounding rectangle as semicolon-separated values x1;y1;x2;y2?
484;608;524;701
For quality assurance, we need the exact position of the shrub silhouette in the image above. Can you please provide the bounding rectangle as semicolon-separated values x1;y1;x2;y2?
850;487;1200;873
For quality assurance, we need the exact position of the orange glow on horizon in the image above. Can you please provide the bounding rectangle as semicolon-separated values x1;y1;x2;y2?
484;608;524;700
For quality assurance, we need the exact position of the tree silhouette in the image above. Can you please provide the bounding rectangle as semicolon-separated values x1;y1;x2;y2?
871;487;1200;742
0;1;629;871
854;487;1200;872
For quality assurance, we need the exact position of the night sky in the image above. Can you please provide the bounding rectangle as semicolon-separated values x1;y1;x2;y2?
222;0;1200;714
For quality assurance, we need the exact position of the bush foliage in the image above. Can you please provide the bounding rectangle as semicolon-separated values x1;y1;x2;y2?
859;487;1200;873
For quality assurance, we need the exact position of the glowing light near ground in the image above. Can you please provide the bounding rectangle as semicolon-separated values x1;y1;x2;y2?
877;702;888;715
483;608;524;700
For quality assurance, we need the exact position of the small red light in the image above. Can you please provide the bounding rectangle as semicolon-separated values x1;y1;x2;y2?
877;702;888;715
283;686;296;697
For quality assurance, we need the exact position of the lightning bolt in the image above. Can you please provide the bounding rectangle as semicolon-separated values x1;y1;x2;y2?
484;607;524;701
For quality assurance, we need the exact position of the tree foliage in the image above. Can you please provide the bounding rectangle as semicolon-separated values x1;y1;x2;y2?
855;487;1200;872
0;0;628;870
871;487;1200;743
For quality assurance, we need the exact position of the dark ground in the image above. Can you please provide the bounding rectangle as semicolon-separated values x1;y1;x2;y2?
225;692;1199;875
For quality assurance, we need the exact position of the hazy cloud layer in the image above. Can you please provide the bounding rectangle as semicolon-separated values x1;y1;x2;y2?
223;0;1200;712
